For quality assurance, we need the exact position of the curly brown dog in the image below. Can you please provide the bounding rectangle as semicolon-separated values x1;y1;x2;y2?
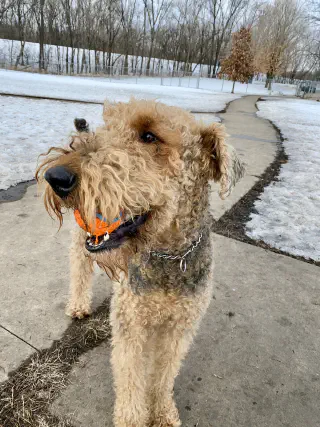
36;99;245;427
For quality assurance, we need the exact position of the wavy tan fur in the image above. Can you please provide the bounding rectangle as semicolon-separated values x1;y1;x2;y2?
36;99;245;426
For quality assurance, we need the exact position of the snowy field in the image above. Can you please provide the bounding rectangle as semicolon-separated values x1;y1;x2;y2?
118;75;297;96
0;96;104;189
0;39;298;96
0;70;240;111
0;70;230;190
0;38;203;76
0;95;219;190
246;98;320;261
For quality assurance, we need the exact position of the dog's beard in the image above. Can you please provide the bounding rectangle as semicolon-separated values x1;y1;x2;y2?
88;216;159;281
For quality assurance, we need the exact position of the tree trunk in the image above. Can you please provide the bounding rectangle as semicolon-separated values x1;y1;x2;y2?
81;49;86;74
140;5;147;74
94;50;98;73
231;80;235;93
102;50;106;72
208;25;216;78
213;56;220;78
39;0;45;70
56;45;61;74
66;47;69;74
124;52;129;74
15;41;25;67
146;31;155;76
265;72;273;89
71;48;75;74
77;48;80;74
265;72;270;88
107;45;111;68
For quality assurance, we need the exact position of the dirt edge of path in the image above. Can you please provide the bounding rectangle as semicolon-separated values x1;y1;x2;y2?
212;98;319;268
0;298;111;427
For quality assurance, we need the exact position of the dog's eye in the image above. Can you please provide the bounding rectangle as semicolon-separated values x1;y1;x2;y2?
141;132;158;144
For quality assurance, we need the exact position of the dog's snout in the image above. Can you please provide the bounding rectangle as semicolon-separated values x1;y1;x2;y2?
44;166;77;198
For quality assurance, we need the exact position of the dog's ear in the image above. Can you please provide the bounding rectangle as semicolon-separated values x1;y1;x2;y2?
201;123;245;199
74;118;89;133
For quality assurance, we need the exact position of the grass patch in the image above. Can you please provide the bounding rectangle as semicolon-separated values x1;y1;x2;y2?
0;298;111;427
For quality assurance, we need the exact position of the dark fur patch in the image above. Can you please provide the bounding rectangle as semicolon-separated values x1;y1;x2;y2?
129;226;212;295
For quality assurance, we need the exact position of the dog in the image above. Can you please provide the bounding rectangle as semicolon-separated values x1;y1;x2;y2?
36;99;245;426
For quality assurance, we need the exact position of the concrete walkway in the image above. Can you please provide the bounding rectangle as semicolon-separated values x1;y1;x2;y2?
0;191;111;381
52;234;320;427
209;95;278;220
0;95;319;427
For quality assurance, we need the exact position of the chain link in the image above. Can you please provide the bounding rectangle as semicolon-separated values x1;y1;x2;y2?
150;232;203;273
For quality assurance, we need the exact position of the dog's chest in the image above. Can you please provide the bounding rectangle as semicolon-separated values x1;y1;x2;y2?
128;230;213;295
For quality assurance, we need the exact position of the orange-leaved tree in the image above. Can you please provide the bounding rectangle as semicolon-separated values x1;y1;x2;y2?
220;27;254;93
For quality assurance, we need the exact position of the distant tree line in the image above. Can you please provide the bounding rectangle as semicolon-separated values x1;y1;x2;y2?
0;0;319;79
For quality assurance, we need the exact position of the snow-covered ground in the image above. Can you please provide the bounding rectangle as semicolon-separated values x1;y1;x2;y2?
0;38;204;75
0;39;298;96
0;70;240;111
246;98;320;261
0;70;228;189
0;96;104;189
0;69;299;198
121;75;297;96
0;96;221;190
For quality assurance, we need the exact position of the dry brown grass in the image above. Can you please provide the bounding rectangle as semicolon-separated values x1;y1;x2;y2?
0;298;111;427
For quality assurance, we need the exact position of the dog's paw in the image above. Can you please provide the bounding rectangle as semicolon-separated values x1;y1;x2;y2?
66;303;92;319
150;417;181;427
151;404;181;427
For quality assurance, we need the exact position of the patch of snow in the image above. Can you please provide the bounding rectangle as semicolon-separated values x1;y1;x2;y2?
0;94;220;190
246;98;320;261
0;69;240;112
0;69;240;190
0;38;205;75
0;39;298;96
0;96;104;190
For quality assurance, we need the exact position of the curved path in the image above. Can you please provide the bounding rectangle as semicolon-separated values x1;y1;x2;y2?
209;95;278;220
1;95;319;427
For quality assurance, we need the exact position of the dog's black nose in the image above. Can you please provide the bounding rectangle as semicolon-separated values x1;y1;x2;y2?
44;166;77;198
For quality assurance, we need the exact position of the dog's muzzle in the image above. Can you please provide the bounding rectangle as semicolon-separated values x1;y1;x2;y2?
44;166;77;198
84;213;149;252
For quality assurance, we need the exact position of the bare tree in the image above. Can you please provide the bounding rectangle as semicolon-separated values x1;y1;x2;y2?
12;0;33;67
0;0;14;22
31;0;45;69
0;0;316;80
143;0;172;74
207;0;249;77
253;0;305;88
309;0;320;24
120;0;136;73
99;0;121;69
307;0;320;76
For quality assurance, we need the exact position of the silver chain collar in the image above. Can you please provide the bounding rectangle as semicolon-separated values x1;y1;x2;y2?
149;232;203;273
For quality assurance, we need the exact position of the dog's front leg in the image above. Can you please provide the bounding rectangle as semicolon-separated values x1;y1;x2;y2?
150;326;194;427
111;287;150;427
66;228;94;319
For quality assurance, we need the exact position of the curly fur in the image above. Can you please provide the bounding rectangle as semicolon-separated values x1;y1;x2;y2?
36;99;245;426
